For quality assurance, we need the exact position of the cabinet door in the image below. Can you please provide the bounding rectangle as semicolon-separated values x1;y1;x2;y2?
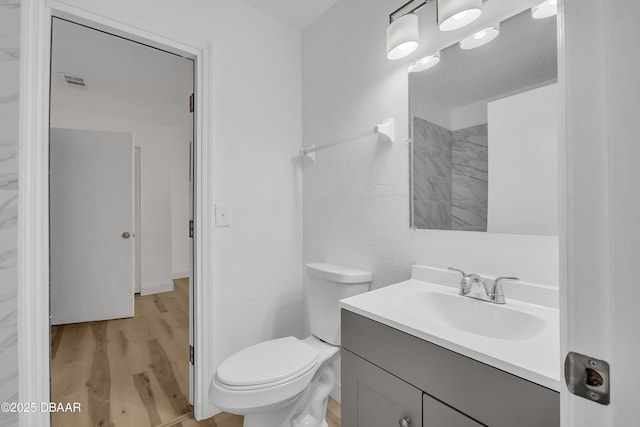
423;393;484;427
342;349;422;427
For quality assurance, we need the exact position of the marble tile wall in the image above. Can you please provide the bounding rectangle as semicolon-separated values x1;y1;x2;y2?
451;124;488;232
413;116;452;229
0;0;20;426
413;117;488;231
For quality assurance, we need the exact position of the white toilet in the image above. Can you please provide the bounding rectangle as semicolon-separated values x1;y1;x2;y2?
209;262;372;427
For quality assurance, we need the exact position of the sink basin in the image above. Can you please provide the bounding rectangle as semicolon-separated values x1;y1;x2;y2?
340;267;561;390
396;291;546;340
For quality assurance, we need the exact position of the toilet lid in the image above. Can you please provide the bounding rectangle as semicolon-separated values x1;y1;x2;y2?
216;337;318;388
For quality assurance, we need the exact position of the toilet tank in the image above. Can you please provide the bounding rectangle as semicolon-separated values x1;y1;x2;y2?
305;263;372;345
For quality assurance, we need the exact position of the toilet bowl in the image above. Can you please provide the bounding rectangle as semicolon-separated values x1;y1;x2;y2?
210;336;338;427
209;263;372;427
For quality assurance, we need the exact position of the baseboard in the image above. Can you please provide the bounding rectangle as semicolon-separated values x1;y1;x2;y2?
172;271;189;280
140;280;174;296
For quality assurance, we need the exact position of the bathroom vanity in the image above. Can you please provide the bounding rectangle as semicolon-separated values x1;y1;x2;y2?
339;266;560;427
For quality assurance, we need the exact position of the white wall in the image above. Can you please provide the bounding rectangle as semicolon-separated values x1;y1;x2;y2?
412;230;558;285
49;107;189;293
487;83;559;235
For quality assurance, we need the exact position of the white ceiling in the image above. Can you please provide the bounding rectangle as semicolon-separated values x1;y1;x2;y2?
235;0;341;29
51;19;193;128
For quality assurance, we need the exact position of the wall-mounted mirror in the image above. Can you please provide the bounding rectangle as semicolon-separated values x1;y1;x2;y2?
410;8;558;235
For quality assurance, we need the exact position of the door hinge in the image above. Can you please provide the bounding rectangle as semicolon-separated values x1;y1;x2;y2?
189;345;194;365
189;93;194;113
189;220;194;238
564;351;610;405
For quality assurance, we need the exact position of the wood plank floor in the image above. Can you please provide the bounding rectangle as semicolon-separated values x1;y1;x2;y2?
51;278;342;426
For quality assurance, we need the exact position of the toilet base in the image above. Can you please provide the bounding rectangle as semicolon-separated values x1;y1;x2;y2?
242;362;336;427
244;415;329;427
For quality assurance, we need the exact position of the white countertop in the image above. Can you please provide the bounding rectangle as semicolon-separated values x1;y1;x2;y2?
339;266;561;391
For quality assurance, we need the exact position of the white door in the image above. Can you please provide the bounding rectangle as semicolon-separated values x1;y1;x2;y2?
50;128;135;325
562;0;640;425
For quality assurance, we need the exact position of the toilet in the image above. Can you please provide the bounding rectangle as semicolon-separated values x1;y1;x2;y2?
209;262;372;427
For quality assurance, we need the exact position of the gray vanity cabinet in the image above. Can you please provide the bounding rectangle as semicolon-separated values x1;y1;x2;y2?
341;309;560;427
342;349;422;427
342;348;483;427
422;394;483;427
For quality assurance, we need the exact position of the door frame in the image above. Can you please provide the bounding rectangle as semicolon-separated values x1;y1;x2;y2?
18;0;215;423
560;0;640;425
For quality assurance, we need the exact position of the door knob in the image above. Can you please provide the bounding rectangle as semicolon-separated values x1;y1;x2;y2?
121;232;131;239
398;416;411;427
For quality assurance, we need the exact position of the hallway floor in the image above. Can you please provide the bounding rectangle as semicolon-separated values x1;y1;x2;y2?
50;278;341;426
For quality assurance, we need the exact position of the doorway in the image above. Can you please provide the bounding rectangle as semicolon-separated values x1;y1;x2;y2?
48;17;196;425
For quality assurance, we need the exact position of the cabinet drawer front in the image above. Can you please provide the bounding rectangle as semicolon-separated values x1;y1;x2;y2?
342;310;559;427
342;349;422;427
423;393;484;427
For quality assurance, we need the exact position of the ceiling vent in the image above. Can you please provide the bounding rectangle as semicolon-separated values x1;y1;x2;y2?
59;72;87;88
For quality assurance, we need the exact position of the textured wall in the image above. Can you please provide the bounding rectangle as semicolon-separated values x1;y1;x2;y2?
0;0;20;426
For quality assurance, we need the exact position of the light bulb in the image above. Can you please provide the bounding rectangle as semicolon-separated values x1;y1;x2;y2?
437;0;482;32
397;42;417;52
459;24;500;50
532;0;558;19
452;10;468;21
473;29;487;39
408;52;441;73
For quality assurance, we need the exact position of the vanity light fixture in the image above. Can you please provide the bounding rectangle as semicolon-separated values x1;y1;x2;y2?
408;52;441;72
437;0;483;32
459;24;500;49
531;0;557;19
386;0;483;60
386;13;420;60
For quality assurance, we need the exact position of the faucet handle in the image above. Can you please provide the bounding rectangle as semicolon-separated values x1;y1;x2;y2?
447;267;467;280
494;276;519;286
490;276;519;303
449;267;473;296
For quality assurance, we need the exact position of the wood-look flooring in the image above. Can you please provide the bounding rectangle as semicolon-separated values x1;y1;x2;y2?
51;278;342;426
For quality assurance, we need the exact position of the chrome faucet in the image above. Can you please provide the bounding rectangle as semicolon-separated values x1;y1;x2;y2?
447;267;519;304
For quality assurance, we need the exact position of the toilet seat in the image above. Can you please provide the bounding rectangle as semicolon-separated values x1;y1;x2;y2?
216;337;318;391
211;336;329;413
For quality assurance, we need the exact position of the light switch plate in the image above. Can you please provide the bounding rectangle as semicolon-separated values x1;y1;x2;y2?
215;204;232;227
